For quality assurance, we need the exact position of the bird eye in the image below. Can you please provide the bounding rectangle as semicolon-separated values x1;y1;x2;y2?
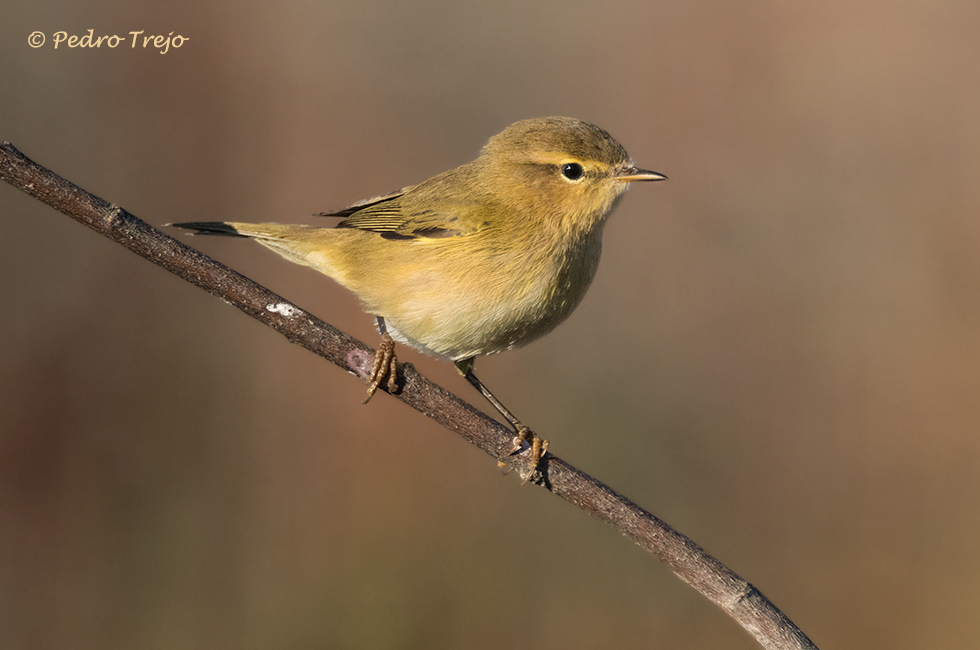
561;162;584;181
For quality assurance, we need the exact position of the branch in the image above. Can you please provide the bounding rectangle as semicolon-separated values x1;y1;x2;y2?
1;142;818;650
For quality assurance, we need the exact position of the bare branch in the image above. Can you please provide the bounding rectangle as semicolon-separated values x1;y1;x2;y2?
1;141;818;650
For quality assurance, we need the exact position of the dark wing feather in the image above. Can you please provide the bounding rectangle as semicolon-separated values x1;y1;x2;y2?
317;189;405;219
319;189;472;239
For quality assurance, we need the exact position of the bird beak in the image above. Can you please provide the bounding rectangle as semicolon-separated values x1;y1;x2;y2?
615;167;668;183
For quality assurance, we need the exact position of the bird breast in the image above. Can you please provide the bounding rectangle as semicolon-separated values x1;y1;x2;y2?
382;222;605;361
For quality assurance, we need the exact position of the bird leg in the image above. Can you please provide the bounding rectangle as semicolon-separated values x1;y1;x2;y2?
455;359;548;484
363;316;399;403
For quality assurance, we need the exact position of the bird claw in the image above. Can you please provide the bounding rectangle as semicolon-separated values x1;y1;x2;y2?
363;333;398;403
507;426;548;485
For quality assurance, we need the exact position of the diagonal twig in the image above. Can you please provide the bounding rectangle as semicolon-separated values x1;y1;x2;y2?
1;141;818;650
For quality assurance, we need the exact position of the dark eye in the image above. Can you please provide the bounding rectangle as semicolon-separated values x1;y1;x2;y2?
561;162;584;181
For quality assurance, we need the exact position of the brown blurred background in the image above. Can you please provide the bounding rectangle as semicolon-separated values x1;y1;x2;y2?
3;2;980;648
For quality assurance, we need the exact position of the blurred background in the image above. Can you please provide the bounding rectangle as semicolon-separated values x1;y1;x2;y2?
3;1;979;648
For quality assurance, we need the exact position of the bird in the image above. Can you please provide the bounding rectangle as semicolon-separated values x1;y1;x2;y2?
173;116;665;481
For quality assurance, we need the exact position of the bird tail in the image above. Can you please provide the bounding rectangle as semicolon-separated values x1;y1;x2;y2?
169;221;314;240
170;221;347;277
169;221;248;236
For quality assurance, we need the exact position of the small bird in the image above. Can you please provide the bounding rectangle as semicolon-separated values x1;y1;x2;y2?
174;117;665;480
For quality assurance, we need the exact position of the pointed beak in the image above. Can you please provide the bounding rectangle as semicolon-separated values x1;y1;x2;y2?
615;166;668;183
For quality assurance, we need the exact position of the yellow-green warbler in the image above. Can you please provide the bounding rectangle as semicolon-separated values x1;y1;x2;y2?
174;117;665;478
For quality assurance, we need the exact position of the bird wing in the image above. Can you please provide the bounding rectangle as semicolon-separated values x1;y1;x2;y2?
318;188;480;240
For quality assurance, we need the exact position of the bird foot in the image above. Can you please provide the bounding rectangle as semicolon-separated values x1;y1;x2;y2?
363;333;398;403
505;426;548;485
